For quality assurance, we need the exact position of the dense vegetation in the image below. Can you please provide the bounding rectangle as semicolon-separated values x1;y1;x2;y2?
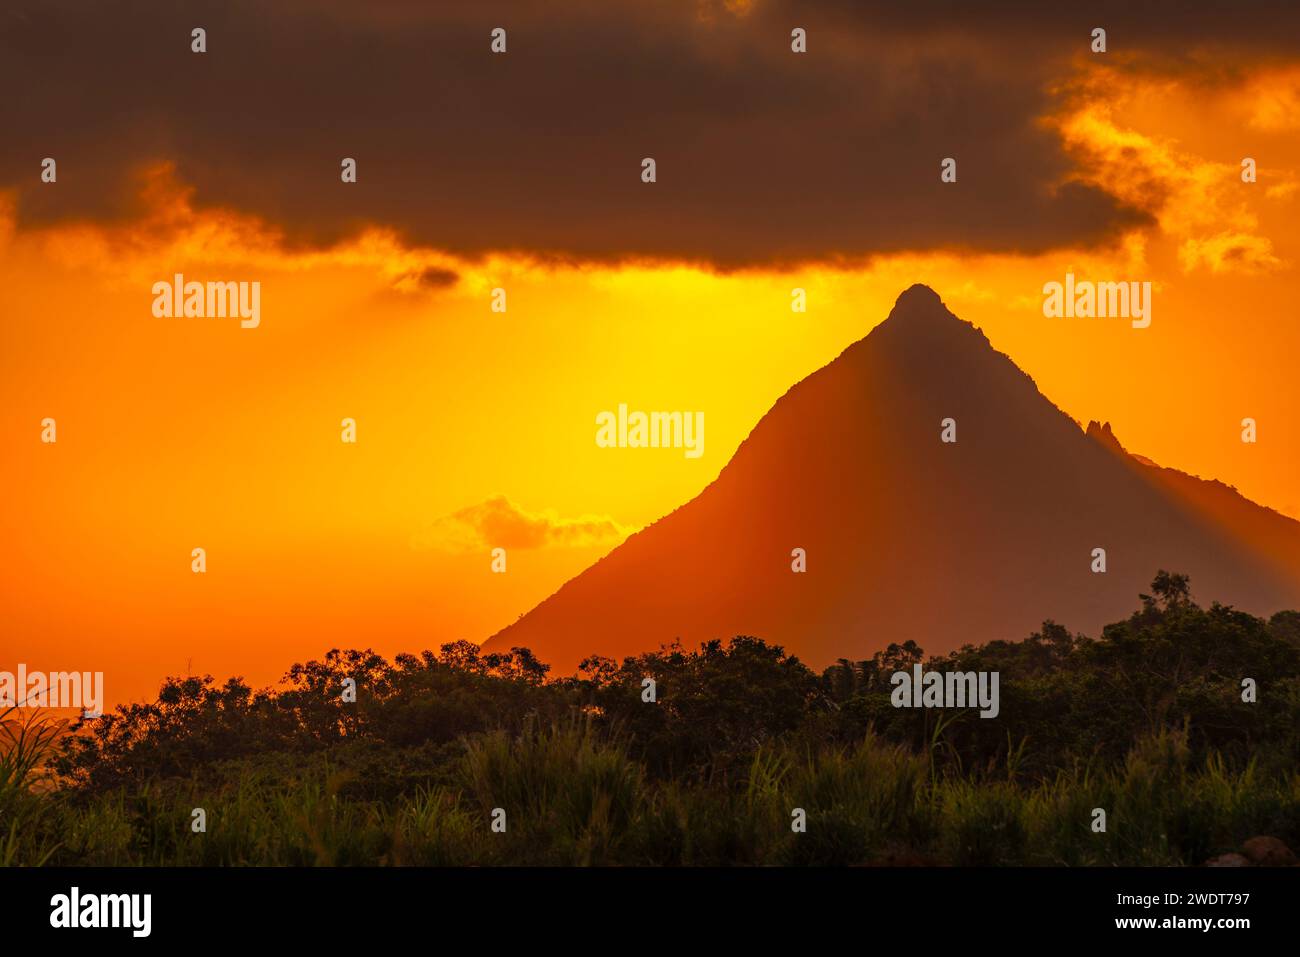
4;572;1298;866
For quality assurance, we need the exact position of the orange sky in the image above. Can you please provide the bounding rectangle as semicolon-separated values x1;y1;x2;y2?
3;54;1299;706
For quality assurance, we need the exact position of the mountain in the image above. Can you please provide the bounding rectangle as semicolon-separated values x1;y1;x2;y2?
486;285;1300;670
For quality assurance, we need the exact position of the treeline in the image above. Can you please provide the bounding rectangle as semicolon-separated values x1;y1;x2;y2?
53;571;1300;799
2;572;1295;865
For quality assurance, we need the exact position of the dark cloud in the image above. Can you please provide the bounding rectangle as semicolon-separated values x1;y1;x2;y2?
3;0;1288;268
415;266;459;289
780;0;1300;54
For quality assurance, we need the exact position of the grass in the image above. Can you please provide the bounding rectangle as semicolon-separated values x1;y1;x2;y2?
3;712;1294;866
0;707;67;866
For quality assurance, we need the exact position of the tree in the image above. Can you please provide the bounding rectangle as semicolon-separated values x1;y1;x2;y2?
1140;569;1192;611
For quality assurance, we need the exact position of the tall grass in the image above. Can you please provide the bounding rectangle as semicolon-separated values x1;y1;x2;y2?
0;707;66;865
5;717;1295;866
461;716;644;865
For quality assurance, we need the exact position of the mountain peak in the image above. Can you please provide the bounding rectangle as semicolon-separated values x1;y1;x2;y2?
871;283;987;356
880;283;961;335
893;283;943;310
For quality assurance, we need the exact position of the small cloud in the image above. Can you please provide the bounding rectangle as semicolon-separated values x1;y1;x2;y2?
391;265;459;293
417;266;459;289
412;495;631;552
1178;232;1282;275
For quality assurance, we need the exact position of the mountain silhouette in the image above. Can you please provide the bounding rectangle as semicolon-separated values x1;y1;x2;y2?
487;285;1300;669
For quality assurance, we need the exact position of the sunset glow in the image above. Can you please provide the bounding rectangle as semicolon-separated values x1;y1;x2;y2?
3;9;1298;706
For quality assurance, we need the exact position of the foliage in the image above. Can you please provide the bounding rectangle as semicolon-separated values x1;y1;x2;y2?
2;572;1295;866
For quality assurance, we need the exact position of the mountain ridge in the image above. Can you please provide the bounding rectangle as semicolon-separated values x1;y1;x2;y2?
486;285;1300;669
